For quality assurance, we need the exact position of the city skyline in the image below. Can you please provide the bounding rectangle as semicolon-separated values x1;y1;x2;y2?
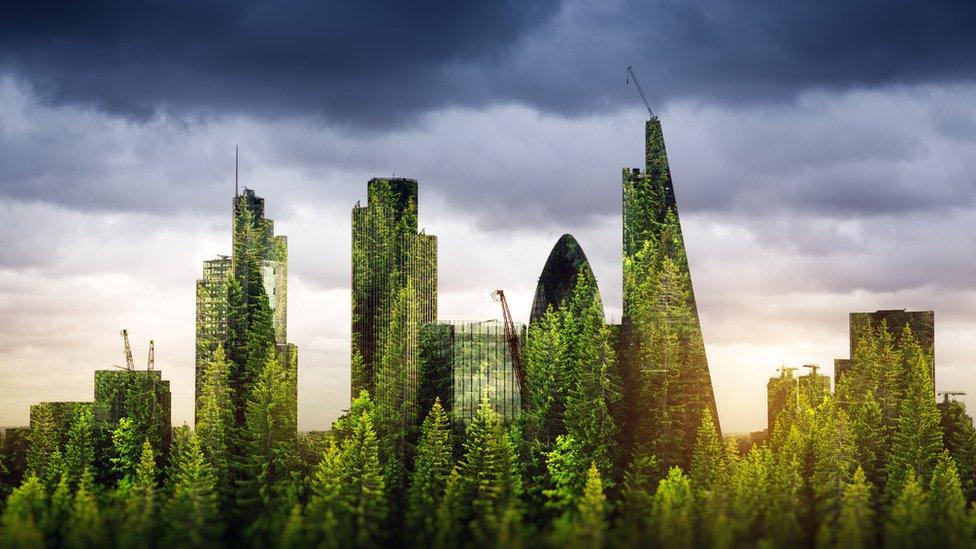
3;1;976;435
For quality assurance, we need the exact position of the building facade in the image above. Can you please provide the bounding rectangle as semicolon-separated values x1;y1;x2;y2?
419;320;523;425
351;178;437;399
618;118;721;460
195;188;297;421
835;309;935;387
529;234;602;324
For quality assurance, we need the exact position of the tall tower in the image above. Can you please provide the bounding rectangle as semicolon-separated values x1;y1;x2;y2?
195;188;297;422
351;178;437;400
620;118;720;464
529;234;603;324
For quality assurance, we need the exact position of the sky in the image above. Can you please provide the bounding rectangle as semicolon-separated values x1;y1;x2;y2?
2;0;976;433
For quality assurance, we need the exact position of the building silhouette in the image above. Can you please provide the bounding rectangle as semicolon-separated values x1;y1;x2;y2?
618;118;721;461
195;188;297;422
351;178;437;400
529;234;602;324
835;309;935;387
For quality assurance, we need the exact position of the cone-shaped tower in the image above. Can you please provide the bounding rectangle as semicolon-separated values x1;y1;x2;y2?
620;118;720;467
530;234;602;324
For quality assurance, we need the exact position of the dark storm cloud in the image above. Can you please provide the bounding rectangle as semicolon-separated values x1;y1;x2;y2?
3;0;976;125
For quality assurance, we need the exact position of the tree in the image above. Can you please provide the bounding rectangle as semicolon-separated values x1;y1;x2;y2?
453;397;521;547
833;467;874;549
196;343;234;501
569;463;607;549
929;453;968;549
64;470;106;549
615;454;658;546
0;475;47;546
64;407;94;490
346;408;388;547
885;471;931;548
543;435;586;519
938;399;976;501
405;398;453;546
162;431;223;548
304;438;345;547
110;417;141;482
690;407;723;491
563;270;620;481
650;467;695;548
812;401;856;538
117;441;157;549
240;345;298;538
25;404;58;480
886;340;942;499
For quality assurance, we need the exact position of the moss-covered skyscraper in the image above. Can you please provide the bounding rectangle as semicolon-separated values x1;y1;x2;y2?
351;178;437;400
620;118;720;467
195;188;297;422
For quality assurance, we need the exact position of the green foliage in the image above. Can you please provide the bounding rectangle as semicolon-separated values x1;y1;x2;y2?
197;343;235;501
64;471;105;549
0;475;47;546
834;467;874;549
162;429;223;548
884;471;931;548
569;463;607;549
64;407;94;490
116;441;157;548
406;398;453;546
110;417;141;481
26;405;58;480
650;467;695;548
929;453;968;548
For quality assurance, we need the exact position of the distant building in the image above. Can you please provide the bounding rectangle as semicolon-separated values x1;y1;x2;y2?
351;178;437;399
94;369;172;450
2;427;29;487
767;368;797;431
798;364;831;407
29;401;92;448
195;188;298;422
835;309;935;387
529;234;602;324
419;320;523;425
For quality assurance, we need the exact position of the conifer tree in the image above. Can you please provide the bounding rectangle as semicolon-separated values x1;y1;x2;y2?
117;441;156;549
453;397;521;547
690;407;723;491
47;470;71;545
25;404;58;479
650;467;695;548
884;471;930;548
0;474;49;546
64;469;105;549
197;343;234;501
834;467;874;549
64;407;94;489
569;463;607;549
563;270;620;481
347;409;387;547
543;434;586;519
240;345;298;538
162;431;223;548
929;453;968;548
278;503;306;548
938;398;976;501
850;393;886;490
812;401;856;536
406;398;453;546
305;438;345;547
615;454;658;546
886;339;942;499
110;417;142;483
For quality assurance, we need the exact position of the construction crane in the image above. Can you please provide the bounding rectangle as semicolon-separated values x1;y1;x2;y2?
777;366;798;378
802;364;821;375
147;340;155;371
120;329;135;370
938;391;967;404
626;65;655;119
491;290;527;405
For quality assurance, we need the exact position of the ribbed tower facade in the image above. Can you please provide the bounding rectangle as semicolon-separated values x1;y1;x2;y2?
351;178;437;400
620;118;720;465
195;188;297;421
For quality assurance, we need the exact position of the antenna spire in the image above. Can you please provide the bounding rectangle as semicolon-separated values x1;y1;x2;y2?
235;145;239;197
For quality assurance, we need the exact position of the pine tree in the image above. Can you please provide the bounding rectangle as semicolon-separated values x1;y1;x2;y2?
406;398;453;546
812;401;856;537
850;393;886;490
454;397;520;547
834;467;874;549
939;398;976;501
304;438;346;547
196;343;234;501
46;471;71;545
615;454;658;546
886;339;943;499
563;270;620;481
162;431;223;548
929;453;968;549
570;463;607;549
110;417;141;482
690;407;723;491
278;503;306;549
650;467;695;548
884;471;931;548
25;404;58;479
0;475;48;546
347;409;387;547
64;469;105;549
64;407;94;490
543;434;586;518
117;441;156;549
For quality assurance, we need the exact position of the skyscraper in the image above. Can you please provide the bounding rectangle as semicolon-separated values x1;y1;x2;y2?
195;188;297;421
619;118;720;463
835;308;935;388
351;178;437;399
529;234;602;324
